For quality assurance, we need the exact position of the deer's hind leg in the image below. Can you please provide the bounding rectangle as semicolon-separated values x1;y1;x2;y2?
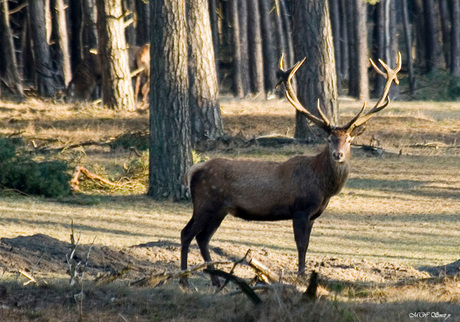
180;206;226;287
195;209;227;287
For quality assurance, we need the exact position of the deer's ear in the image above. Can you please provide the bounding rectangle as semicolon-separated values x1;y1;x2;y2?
350;125;366;137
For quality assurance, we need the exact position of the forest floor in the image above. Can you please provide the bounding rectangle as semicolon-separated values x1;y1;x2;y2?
0;96;459;321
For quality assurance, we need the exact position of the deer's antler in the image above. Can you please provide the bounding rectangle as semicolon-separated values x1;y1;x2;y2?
344;52;402;133
276;54;332;132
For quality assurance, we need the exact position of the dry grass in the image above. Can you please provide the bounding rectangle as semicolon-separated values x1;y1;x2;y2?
0;97;459;321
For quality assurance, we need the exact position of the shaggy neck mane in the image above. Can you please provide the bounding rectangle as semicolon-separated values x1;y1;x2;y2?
313;145;350;197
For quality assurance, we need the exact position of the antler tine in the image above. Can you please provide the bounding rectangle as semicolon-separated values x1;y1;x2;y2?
276;56;331;131
345;52;401;130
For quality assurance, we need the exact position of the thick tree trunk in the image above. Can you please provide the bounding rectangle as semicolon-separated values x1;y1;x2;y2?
291;0;338;139
0;0;24;97
149;0;192;201
50;0;72;87
259;0;276;94
238;0;250;95
229;0;244;98
96;0;135;110
81;0;98;58
247;0;264;95
28;0;58;97
187;0;223;143
452;0;460;75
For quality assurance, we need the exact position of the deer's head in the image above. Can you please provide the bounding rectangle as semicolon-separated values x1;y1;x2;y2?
276;52;402;163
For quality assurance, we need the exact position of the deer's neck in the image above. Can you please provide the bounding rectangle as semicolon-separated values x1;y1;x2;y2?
314;146;350;197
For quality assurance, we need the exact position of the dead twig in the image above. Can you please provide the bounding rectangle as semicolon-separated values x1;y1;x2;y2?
216;249;252;294
19;269;38;286
246;253;280;284
95;263;132;285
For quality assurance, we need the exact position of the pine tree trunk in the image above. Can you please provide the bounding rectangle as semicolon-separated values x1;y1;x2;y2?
81;0;98;58
229;0;244;98
291;0;338;139
135;0;150;45
354;0;369;101
423;0;443;72
401;0;416;91
50;0;72;87
247;0;264;95
68;0;82;71
96;0;135;110
208;0;219;77
0;0;24;97
329;0;342;94
439;0;451;69
339;0;349;82
187;0;223;143
238;0;250;95
123;0;136;45
28;0;58;97
149;0;192;201
451;0;460;75
259;0;276;94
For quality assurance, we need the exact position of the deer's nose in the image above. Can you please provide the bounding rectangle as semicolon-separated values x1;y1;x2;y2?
333;151;344;162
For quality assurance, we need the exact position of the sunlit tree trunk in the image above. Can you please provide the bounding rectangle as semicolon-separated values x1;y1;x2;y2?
96;0;135;110
149;0;192;201
291;0;337;139
187;0;223;143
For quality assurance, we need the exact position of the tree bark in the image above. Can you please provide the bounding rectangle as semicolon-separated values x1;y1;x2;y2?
354;0;369;101
68;0;82;71
401;0;416;92
123;0;136;45
451;0;460;75
329;0;342;94
229;0;244;98
135;0;150;45
439;0;451;69
247;0;264;95
208;0;219;77
339;0;349;82
291;0;338;139
96;0;135;110
28;0;58;97
238;0;250;95
423;0;443;72
259;0;276;94
50;0;72;87
149;0;192;201
0;0;24;97
187;0;223;143
81;0;98;58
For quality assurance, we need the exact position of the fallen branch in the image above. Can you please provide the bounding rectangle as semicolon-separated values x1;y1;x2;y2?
246;253;280;284
204;269;262;305
95;263;132;285
129;260;233;288
70;166;118;191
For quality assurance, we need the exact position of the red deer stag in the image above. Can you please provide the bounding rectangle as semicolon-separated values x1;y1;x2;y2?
181;53;402;287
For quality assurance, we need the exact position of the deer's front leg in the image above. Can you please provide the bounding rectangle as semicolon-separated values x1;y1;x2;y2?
293;211;315;275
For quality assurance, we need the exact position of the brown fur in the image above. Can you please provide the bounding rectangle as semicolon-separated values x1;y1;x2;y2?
181;129;354;287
